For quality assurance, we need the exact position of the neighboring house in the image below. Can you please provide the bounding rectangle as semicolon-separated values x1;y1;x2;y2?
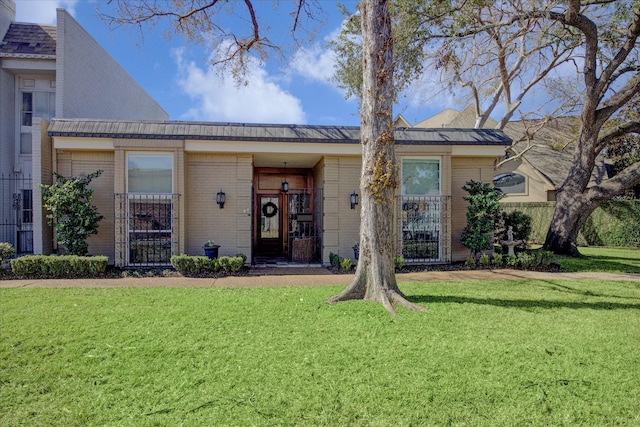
45;119;511;267
416;106;608;202
0;0;167;254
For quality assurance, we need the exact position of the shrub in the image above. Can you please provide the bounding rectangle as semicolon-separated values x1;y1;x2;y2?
340;257;352;273
479;253;491;267
171;254;245;275
394;256;405;271
329;252;341;269
516;252;535;269
1;242;16;262
460;180;505;257
506;255;518;267
465;257;477;267
532;250;555;267
39;170;104;256
491;253;504;267
10;255;108;277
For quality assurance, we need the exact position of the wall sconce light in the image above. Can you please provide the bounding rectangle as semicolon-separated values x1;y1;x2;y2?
282;161;289;193
350;191;359;209
216;189;226;209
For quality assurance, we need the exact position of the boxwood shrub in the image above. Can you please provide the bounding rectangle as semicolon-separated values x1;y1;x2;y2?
10;255;108;277
170;254;247;276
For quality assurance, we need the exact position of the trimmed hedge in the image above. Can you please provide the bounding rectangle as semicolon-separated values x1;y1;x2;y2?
502;200;640;247
10;255;108;277
170;254;247;276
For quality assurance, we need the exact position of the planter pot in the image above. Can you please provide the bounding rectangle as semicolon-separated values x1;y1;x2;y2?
203;245;220;259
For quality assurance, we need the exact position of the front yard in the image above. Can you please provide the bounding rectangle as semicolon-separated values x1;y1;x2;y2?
2;277;639;426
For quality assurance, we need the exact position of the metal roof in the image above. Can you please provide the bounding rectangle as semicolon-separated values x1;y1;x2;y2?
0;23;56;57
48;119;512;146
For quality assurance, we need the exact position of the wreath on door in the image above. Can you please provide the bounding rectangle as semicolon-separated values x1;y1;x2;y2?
262;201;278;218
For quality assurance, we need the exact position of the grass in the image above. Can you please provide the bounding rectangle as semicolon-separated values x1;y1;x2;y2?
2;279;640;426
556;246;640;273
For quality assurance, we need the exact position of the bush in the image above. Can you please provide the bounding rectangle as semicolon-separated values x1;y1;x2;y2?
10;255;108;277
532;250;555;267
1;242;16;261
170;254;246;276
329;252;341;269
479;253;491;267
460;180;505;257
516;252;535;269
39;170;104;256
506;255;518;267
491;253;504;267
465;257;477;267
394;256;405;271
340;257;352;273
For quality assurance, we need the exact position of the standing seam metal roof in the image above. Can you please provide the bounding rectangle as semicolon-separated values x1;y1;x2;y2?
47;119;512;146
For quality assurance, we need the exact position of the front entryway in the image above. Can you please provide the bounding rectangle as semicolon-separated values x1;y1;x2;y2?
252;167;322;264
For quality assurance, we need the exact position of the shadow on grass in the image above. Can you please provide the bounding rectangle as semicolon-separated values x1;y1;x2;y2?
407;294;640;311
559;254;640;274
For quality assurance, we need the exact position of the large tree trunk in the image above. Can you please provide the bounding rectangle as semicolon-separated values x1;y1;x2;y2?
328;0;424;315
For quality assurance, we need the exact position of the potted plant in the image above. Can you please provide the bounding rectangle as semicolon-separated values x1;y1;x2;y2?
203;240;220;259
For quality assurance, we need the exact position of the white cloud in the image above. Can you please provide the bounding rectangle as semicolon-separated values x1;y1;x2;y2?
290;44;337;84
174;49;306;124
15;0;78;24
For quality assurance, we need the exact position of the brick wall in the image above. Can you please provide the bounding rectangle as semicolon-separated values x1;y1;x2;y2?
56;9;168;121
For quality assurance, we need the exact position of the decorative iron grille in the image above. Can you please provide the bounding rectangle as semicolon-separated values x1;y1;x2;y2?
287;188;322;263
114;193;180;267
396;195;451;264
0;173;33;254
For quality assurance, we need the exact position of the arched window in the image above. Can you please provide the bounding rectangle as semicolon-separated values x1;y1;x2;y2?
493;173;526;194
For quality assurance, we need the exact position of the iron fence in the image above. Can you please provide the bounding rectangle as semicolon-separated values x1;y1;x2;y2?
0;173;33;254
114;193;180;267
286;188;322;263
396;195;451;264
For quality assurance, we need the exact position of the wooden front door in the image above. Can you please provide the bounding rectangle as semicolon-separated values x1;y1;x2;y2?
256;194;284;256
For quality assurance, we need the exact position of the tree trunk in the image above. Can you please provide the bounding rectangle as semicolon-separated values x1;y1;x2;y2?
327;0;424;315
543;126;601;256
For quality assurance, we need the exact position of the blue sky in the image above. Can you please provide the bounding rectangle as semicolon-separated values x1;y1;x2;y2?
15;0;459;126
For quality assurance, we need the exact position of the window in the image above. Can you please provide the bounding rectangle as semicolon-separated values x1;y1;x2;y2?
22;189;33;224
19;91;55;154
400;158;443;262
127;154;173;193
126;154;174;265
493;173;526;194
401;158;440;195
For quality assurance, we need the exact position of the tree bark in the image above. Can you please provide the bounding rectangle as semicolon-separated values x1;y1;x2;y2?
327;0;424;315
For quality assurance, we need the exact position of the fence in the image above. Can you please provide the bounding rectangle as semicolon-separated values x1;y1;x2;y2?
396;195;451;264
114;193;181;267
0;173;33;254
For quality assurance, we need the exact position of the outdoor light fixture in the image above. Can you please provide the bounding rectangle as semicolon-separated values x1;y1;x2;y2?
216;189;226;209
282;162;289;193
350;191;359;209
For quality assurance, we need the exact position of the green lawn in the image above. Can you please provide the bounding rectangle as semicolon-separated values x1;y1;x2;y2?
556;246;640;273
2;279;640;426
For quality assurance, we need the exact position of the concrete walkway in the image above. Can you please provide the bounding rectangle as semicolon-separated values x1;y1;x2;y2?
1;268;638;288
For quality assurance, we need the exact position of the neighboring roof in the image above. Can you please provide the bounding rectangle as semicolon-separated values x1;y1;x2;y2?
0;22;56;57
503;116;607;187
48;119;512;146
414;108;460;128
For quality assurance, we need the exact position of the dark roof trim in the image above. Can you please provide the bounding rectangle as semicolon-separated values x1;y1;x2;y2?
48;119;512;146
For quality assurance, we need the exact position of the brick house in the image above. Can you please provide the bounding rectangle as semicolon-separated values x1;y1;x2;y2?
45;119;511;267
0;0;167;254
